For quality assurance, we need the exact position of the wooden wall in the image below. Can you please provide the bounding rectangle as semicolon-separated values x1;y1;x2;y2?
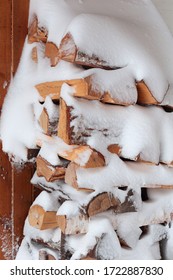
0;0;35;259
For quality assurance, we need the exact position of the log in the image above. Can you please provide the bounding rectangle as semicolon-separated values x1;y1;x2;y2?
35;76;134;105
28;16;48;43
63;146;105;168
35;79;88;101
87;192;120;217
38;106;59;136
28;204;57;230
56;214;89;235
59;33;116;70
87;190;137;216
39;108;49;135
36;134;105;168
39;250;56;260
45;42;59;67
136;81;158;105
31;46;38;63
65;162;93;192
36;155;66;182
107;144;122;155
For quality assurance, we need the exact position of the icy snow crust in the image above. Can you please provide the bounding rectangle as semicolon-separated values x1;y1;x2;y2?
1;0;173;259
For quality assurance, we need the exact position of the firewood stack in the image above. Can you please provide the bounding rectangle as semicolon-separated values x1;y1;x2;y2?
16;8;173;260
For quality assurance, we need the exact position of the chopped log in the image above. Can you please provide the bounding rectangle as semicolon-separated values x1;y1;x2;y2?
59;33;116;70
107;144;122;155
136;81;158;105
64;145;105;168
36;155;66;182
28;16;48;43
36;135;105;168
39;108;49;135
31;46;38;63
108;144;157;165
28;204;57;230
57;98;71;144
58;33;77;63
65;162;93;192
35;77;132;105
35;79;88;101
87;192;120;217
39;250;56;260
56;214;89;235
87;190;136;217
45;42;59;67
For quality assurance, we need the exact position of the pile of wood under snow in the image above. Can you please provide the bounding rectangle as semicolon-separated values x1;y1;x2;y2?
2;0;173;260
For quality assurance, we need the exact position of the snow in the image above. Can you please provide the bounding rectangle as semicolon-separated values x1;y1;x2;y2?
76;155;173;190
32;190;60;211
61;88;173;165
1;0;173;260
66;12;171;102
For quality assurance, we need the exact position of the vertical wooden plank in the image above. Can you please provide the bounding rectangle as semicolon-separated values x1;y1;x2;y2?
13;163;35;257
0;0;13;260
12;0;29;74
0;0;12;109
0;0;33;259
12;0;33;258
0;143;13;260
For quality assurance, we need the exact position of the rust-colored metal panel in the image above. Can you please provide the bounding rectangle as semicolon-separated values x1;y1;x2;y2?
0;0;33;259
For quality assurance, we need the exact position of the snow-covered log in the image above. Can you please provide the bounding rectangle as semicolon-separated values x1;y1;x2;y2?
36;135;105;168
56;214;89;235
59;33;115;70
35;79;88;102
36;155;66;182
45;42;59;67
28;16;48;44
28;204;57;230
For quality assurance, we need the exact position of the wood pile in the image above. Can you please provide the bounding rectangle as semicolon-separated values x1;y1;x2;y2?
16;10;173;260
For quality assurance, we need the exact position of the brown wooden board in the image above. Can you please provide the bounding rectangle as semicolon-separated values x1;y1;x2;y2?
0;0;34;259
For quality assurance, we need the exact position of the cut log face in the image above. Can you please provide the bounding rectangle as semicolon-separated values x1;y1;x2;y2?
28;204;57;230
136;81;158;105
36;155;66;182
59;33;116;70
28;16;48;44
58;98;72;144
107;144;122;155
45;42;59;67
56;214;89;235
87;190;137;217
39;108;49;135
58;33;77;63
87;192;120;217
35;79;88;101
64;146;105;168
